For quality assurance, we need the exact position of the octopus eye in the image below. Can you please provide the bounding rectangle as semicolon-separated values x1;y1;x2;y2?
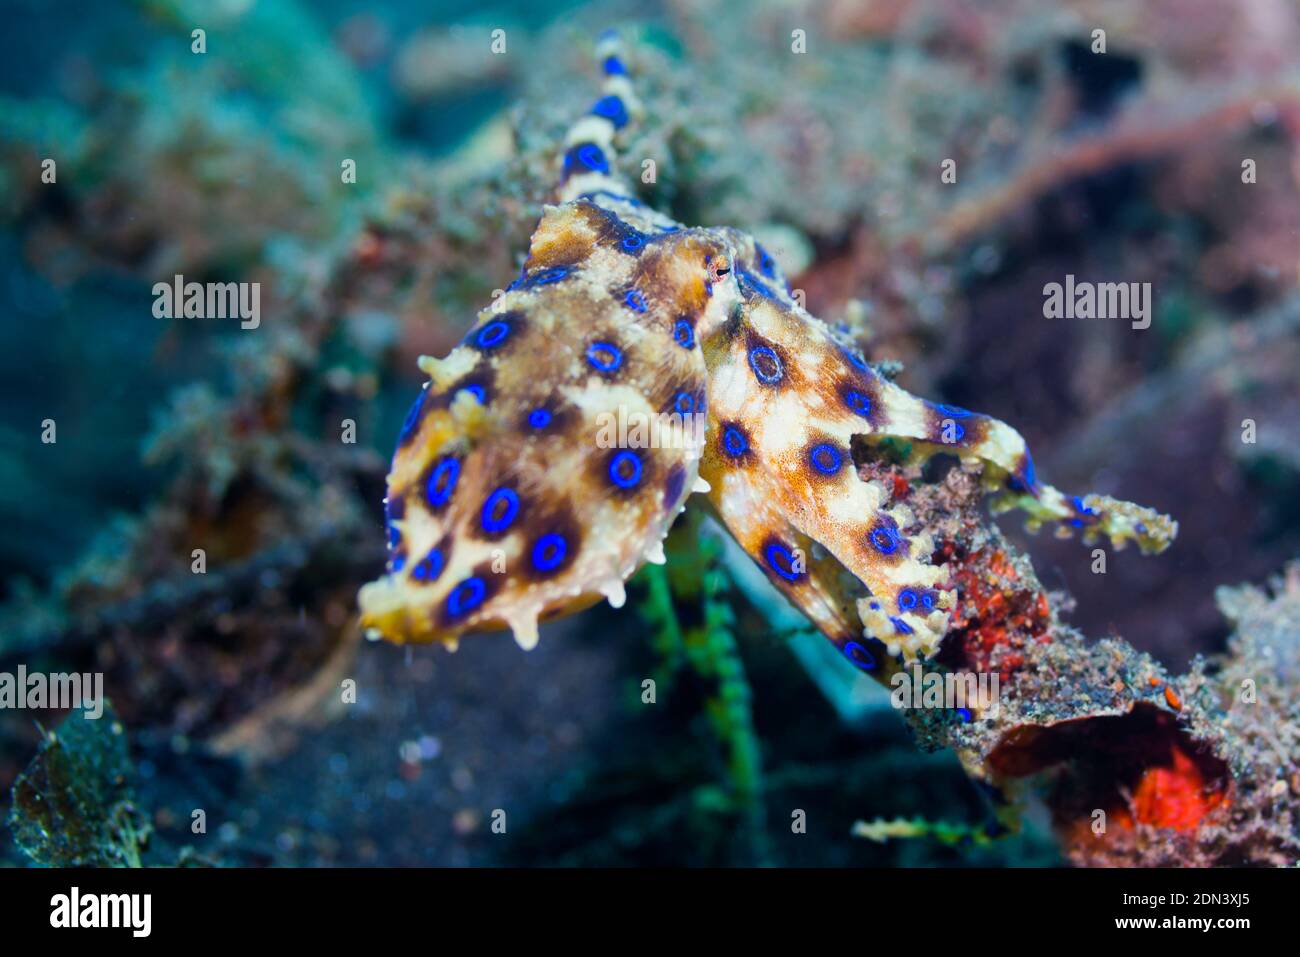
708;256;731;283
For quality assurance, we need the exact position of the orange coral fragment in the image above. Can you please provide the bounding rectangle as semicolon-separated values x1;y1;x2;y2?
1128;746;1225;832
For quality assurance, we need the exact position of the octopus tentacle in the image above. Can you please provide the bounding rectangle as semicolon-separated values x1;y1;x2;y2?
359;45;734;650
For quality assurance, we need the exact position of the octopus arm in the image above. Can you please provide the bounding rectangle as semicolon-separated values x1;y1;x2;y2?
699;283;1174;662
359;275;710;650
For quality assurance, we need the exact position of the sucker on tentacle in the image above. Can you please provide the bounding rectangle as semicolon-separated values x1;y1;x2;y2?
357;32;1177;680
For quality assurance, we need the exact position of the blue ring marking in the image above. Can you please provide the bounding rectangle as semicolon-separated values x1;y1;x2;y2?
843;641;879;671
722;426;748;457
673;392;694;415
842;347;871;373
764;542;802;582
624;289;647;312
475;319;510;349
844;389;872;417
869;524;903;555
890;616;914;635
412;548;446;582
481;488;521;533
936;403;972;418
620;232;644;252
755;243;776;278
446;577;487;617
1070;495;1099;528
955;707;972;723
532;533;567;572
736;268;775;300
942;421;966;444
920;592;935;611
608;450;643;489
387;524;401;550
602;55;627;76
527;265;570;287
426;457;460;508
459;383;486;404
528;408;552;429
563;143;610;176
1009;451;1038;493
591;94;629;129
898;589;919;611
809;443;842;475
673;319;695;348
748;345;784;384
398;391;425;443
389;555;406;574
585;341;623;372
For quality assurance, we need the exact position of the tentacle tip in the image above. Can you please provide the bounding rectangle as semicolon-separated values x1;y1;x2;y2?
600;579;628;609
510;615;540;651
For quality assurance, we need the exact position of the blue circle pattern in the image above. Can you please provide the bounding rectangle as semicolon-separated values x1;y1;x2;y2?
475;320;510;349
723;426;748;457
586;342;623;372
412;548;445;582
447;577;487;617
608;450;643;488
481;488;520;533
809;443;842;475
532;534;567;572
764;542;802;582
869;524;903;555
748;345;784;384
844;389;871;416
591;95;629;128
564;143;610;176
843;641;879;671
426;458;460;508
